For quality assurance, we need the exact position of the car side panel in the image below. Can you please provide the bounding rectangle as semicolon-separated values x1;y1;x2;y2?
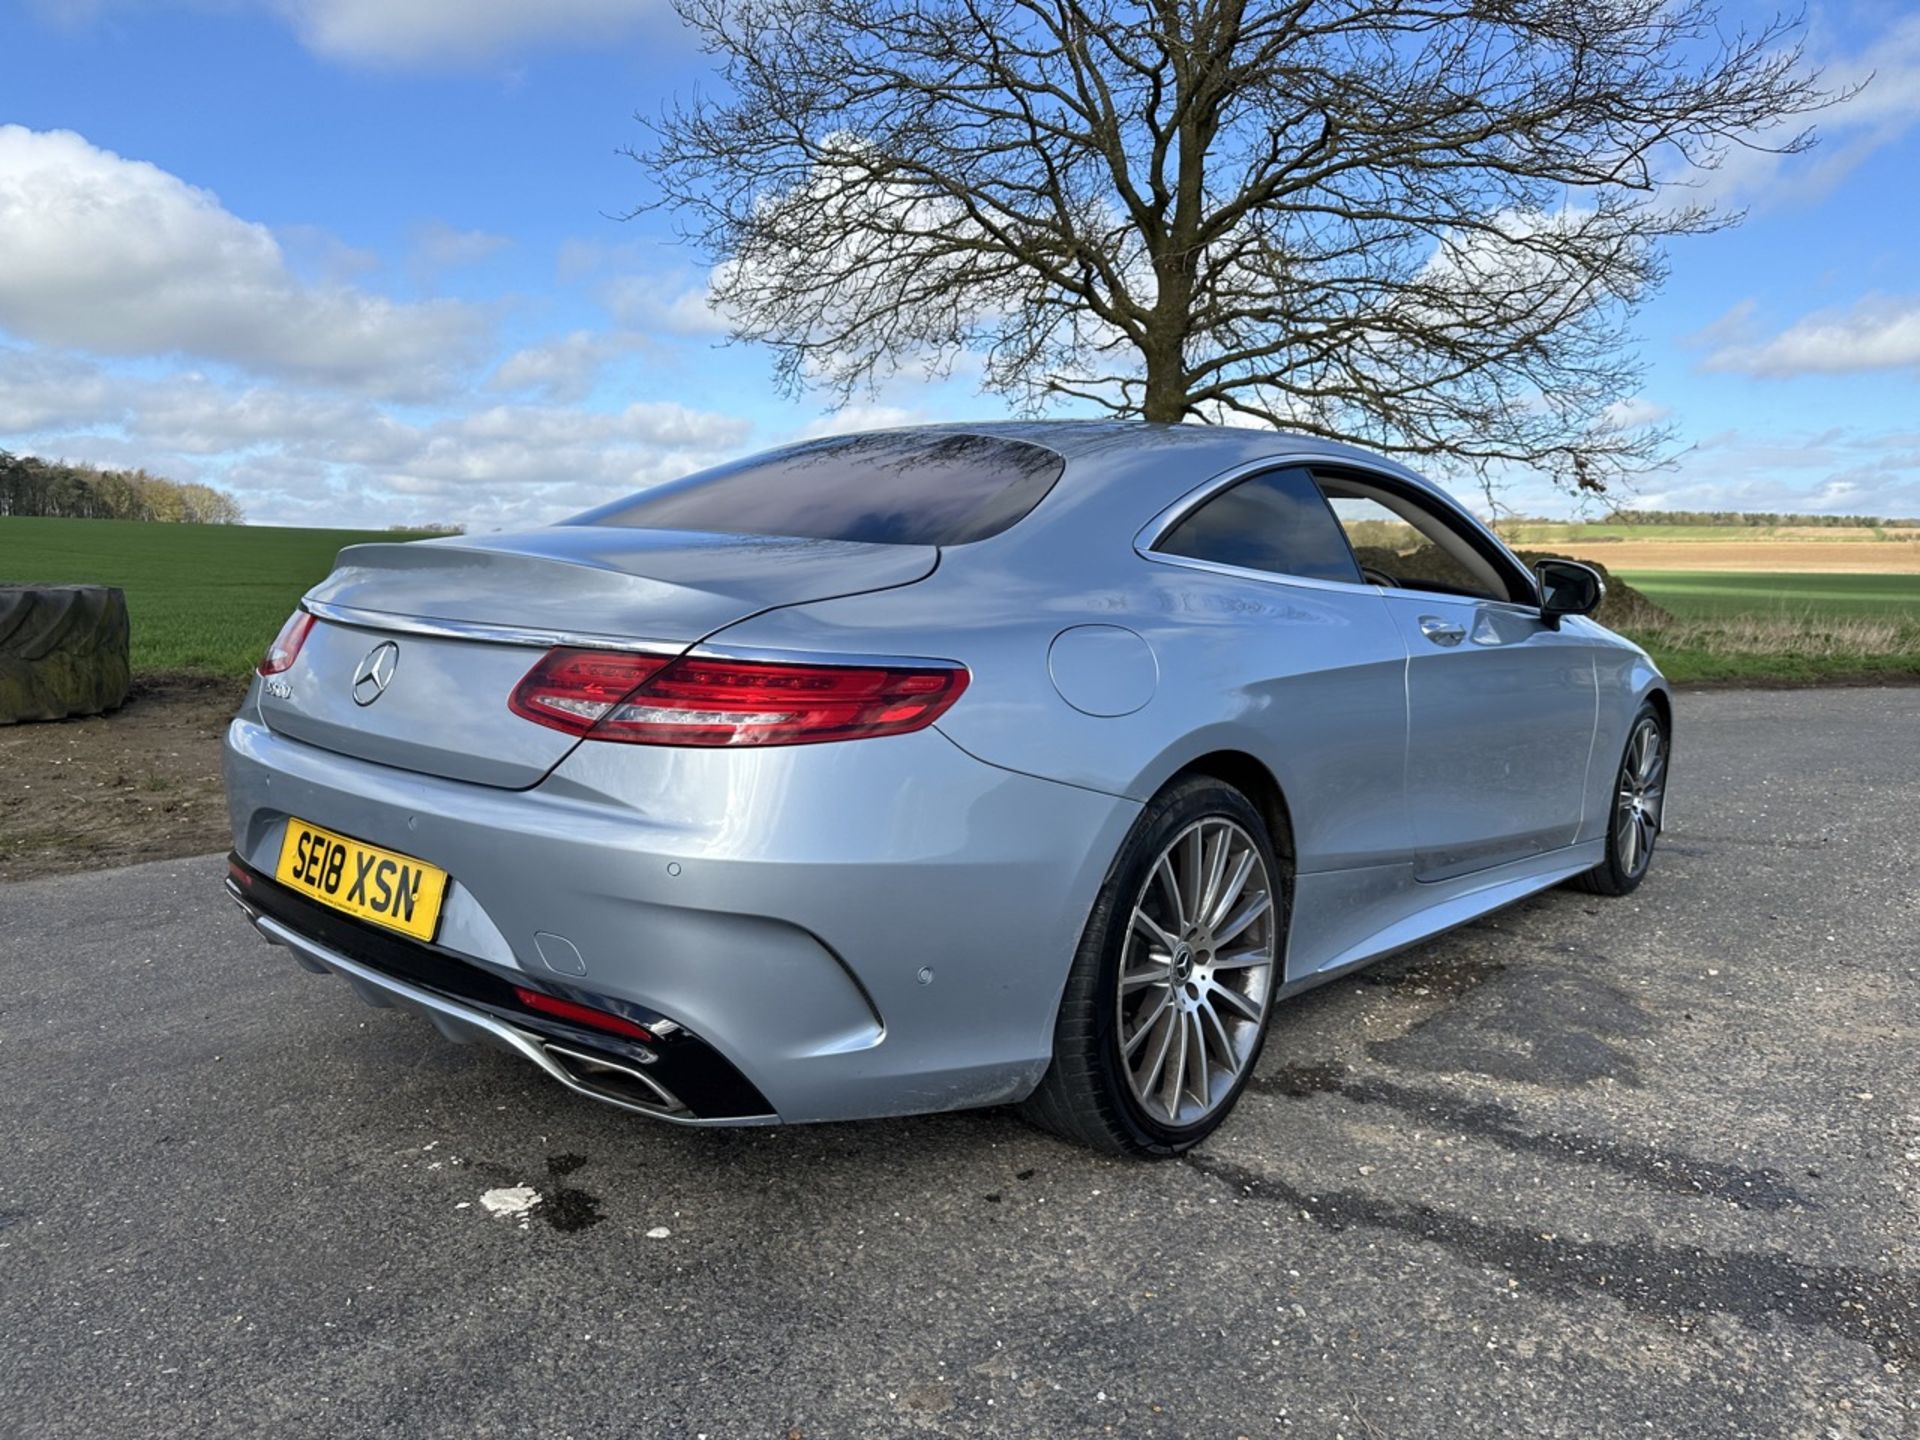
706;555;1415;878
1375;590;1600;880
1580;625;1672;844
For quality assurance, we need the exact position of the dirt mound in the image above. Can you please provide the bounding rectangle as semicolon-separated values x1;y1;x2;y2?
1513;549;1670;628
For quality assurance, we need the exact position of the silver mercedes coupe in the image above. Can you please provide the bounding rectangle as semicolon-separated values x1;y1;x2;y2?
223;422;1669;1155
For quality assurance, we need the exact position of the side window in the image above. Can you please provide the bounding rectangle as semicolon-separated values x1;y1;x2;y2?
1155;467;1362;585
1317;478;1514;603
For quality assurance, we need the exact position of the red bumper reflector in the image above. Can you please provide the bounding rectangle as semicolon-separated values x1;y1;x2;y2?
512;985;655;1042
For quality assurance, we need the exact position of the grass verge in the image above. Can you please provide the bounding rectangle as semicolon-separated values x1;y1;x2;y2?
1613;570;1920;683
1620;613;1920;685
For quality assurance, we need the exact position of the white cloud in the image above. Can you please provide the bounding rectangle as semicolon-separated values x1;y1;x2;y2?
1633;427;1920;518
409;220;513;282
0;348;122;432
0;348;753;528
604;275;733;337
487;330;634;402
792;403;929;441
1700;293;1920;378
32;0;664;65
282;0;656;65
1687;13;1920;212
1599;397;1674;430
0;126;488;397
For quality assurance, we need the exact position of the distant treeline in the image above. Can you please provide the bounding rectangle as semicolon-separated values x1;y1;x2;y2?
0;451;245;525
1604;509;1919;528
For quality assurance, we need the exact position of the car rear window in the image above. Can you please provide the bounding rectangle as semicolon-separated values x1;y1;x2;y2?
569;432;1065;546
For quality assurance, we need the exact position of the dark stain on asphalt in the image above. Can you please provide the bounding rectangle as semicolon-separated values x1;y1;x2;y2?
1249;1062;1808;1210
1184;1153;1917;1366
539;1186;604;1233
540;1153;604;1232
1368;967;1655;1087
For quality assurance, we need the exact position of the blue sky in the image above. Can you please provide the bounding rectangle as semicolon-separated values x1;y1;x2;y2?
2;0;1917;528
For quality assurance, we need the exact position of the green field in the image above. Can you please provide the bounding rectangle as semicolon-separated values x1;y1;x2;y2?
0;516;429;674
1619;570;1920;621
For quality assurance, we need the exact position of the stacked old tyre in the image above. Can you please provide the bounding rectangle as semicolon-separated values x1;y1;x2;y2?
0;585;131;724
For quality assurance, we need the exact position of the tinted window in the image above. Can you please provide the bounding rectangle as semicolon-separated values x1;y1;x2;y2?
1156;467;1362;584
1318;482;1514;603
569;432;1064;546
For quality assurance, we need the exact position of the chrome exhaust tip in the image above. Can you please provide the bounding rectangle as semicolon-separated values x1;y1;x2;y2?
542;1042;686;1115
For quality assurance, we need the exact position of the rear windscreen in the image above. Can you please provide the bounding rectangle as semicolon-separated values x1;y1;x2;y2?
568;431;1065;546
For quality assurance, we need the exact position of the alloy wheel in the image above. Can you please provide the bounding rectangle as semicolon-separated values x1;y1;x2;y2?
1115;818;1277;1127
1616;716;1666;877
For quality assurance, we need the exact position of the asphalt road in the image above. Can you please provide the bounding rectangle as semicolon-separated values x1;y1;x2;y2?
2;688;1915;1439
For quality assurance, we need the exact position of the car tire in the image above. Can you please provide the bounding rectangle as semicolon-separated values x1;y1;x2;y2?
1021;776;1286;1157
1569;701;1668;897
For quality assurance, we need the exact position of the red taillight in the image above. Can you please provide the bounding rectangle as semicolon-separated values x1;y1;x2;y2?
512;985;655;1042
507;649;669;735
258;609;315;676
508;648;970;747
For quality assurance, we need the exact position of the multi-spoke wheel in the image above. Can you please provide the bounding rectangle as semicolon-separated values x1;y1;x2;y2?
1572;701;1669;897
1021;776;1285;1156
1117;818;1276;1127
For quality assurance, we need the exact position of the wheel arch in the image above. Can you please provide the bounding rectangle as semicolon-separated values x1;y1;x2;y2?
1644;684;1673;736
1162;749;1298;877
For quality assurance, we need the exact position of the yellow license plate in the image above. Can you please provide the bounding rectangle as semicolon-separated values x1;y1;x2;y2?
275;819;450;942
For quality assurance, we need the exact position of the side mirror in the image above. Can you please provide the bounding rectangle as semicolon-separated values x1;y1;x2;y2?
1535;559;1605;628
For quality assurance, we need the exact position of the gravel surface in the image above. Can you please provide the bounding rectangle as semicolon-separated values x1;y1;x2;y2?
2;687;1914;1438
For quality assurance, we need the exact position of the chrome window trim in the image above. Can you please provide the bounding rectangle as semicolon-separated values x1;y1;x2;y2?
1133;453;1542;611
302;598;683;655
1138;548;1388;601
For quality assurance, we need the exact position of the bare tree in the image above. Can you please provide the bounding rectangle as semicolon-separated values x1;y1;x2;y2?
634;0;1839;491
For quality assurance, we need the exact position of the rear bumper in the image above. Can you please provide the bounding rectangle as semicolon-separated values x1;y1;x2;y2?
222;696;1137;1124
227;856;775;1122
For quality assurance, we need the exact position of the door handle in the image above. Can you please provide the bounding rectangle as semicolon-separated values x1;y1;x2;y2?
1418;616;1467;647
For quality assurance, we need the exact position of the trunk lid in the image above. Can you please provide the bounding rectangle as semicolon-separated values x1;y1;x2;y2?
258;527;938;787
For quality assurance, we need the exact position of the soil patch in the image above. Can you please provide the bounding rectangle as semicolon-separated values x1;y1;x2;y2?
0;673;245;883
1546;539;1920;573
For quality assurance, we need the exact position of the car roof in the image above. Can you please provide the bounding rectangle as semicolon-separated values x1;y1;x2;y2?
850;422;1524;592
840;419;1430;481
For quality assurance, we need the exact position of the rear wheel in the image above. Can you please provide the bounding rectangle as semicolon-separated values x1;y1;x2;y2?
1021;777;1284;1156
1570;702;1668;896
